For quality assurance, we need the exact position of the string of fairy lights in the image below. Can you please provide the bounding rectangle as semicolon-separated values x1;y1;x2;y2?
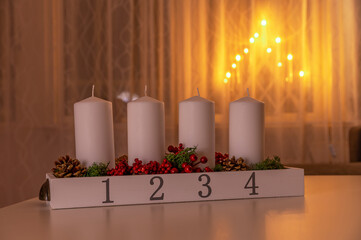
223;19;305;84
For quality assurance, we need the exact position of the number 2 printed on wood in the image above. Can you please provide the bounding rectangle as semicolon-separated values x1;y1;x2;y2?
150;176;164;200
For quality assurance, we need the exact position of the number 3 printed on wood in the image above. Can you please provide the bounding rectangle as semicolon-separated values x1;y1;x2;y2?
198;174;212;198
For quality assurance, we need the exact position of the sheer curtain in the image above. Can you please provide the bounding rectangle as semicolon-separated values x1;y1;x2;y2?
0;0;360;207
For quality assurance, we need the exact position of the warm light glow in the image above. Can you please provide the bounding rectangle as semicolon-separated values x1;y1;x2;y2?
221;20;304;84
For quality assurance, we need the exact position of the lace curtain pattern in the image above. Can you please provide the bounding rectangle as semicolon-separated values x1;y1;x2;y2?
0;0;360;207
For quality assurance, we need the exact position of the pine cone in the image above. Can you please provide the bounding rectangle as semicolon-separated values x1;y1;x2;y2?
221;156;249;171
52;155;87;178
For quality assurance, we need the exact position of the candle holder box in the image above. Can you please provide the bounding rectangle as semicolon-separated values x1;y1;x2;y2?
46;167;304;209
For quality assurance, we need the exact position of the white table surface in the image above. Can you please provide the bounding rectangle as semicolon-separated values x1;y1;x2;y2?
1;176;361;240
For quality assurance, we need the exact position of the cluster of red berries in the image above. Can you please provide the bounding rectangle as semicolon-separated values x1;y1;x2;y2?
215;152;229;165
131;159;160;175
158;159;179;174
108;144;216;176
108;158;180;176
167;143;185;154
107;159;131;176
180;154;213;173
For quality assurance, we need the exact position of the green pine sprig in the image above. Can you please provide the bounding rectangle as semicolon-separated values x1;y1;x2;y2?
86;162;110;177
165;146;197;170
251;156;285;170
213;164;223;172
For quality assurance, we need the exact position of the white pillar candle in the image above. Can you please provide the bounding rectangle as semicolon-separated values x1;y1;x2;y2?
74;86;115;168
229;91;264;164
179;91;215;168
127;88;165;165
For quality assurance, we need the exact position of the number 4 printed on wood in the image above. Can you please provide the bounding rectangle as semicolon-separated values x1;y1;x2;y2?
244;172;259;195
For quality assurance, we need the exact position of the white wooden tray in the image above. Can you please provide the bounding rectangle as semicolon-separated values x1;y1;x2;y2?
46;167;304;209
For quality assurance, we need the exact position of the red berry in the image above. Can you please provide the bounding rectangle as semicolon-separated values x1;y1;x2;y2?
185;165;193;173
167;145;174;152
190;154;198;162
181;162;188;169
200;156;208;164
194;167;202;172
179;143;184;150
204;167;213;172
170;168;178;174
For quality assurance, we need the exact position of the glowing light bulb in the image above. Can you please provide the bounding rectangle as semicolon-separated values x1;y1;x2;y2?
249;37;255;43
244;48;249;54
299;71;305;77
287;54;293;60
226;72;231;78
235;54;241;61
254;32;259;38
224;78;228;84
232;63;236;69
267;48;272;53
278;62;282;67
261;19;267;26
275;37;281;43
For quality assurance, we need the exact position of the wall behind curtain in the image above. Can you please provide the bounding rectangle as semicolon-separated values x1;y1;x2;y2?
0;0;360;207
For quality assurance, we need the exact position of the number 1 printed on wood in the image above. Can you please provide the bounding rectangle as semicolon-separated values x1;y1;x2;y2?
102;178;114;203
